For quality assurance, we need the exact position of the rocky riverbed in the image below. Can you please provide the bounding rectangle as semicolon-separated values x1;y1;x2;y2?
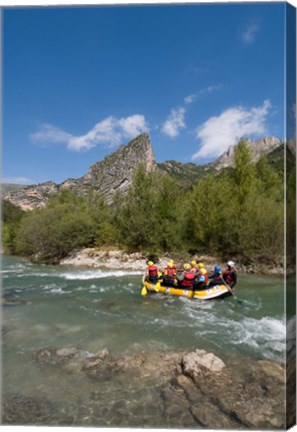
2;345;288;428
60;247;285;275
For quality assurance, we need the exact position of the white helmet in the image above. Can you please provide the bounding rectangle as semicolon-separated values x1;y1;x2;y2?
227;260;235;267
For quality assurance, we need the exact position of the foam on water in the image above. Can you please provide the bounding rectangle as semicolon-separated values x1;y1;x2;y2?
49;287;68;295
230;315;286;359
3;260;142;281
60;269;143;280
17;272;55;278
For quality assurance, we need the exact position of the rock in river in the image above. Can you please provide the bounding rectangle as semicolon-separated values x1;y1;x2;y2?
32;345;286;429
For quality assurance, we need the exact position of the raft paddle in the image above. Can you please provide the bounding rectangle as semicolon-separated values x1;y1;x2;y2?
154;281;160;292
141;274;160;296
221;279;242;304
141;274;148;296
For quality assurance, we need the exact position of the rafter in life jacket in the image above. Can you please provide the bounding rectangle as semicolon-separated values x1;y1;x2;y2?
181;271;196;287
164;266;176;276
223;268;236;286
148;265;158;279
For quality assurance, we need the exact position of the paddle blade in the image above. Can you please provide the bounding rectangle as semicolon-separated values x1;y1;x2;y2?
154;282;160;292
141;286;148;296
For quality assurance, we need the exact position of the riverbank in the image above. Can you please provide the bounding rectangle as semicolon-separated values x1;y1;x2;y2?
60;247;285;276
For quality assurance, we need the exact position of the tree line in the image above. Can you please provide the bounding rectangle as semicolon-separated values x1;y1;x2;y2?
2;140;285;265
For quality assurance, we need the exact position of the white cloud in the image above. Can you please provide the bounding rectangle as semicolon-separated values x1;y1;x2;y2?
204;85;222;93
30;115;149;151
242;24;259;44
192;100;271;160
2;176;33;185
161;107;186;138
184;85;222;105
184;94;196;105
118;115;149;137
30;124;72;144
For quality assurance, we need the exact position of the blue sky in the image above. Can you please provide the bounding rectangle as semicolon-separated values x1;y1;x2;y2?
2;2;288;185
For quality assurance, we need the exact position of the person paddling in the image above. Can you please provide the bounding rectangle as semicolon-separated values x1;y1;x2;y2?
162;261;176;286
179;263;196;289
208;265;223;286
197;262;209;284
168;259;177;274
147;261;159;283
193;275;206;291
190;260;198;274
223;261;237;288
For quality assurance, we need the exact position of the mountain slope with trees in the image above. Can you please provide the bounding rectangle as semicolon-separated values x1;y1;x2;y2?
2;139;286;266
2;134;282;210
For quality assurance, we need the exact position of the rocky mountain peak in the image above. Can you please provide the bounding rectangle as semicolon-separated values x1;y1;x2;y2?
213;136;281;170
3;133;157;211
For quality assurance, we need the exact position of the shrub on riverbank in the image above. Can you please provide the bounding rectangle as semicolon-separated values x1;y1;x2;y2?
2;200;25;254
14;192;95;264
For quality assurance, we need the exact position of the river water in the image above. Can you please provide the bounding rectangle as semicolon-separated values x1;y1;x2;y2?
1;254;287;427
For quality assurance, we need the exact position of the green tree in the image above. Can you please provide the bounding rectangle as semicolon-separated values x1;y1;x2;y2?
182;174;232;253
256;155;283;201
182;139;284;263
112;166;182;253
2;200;25;254
15;192;94;263
113;166;159;251
86;191;119;246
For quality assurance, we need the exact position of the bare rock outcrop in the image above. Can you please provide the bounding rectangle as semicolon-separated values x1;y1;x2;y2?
3;133;156;210
213;136;281;171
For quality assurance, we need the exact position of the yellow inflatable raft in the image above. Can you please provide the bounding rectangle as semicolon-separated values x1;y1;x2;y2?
143;280;231;300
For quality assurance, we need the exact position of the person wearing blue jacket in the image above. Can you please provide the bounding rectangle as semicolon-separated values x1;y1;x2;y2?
208;266;223;286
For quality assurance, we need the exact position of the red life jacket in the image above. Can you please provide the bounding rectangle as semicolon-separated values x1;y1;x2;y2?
181;271;196;288
148;265;158;278
223;268;234;285
164;267;175;276
203;273;209;283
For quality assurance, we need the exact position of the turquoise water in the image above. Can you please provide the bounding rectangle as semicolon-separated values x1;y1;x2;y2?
1;254;287;427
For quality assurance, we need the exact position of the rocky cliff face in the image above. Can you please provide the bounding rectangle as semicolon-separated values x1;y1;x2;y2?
2;182;59;212
213;136;281;170
3;133;156;211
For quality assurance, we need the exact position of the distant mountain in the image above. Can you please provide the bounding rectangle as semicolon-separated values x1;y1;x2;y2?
157;160;215;189
213;136;281;171
2;134;284;211
1;183;30;195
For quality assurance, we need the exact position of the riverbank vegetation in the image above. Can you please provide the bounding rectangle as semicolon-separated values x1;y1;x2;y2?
2;140;286;265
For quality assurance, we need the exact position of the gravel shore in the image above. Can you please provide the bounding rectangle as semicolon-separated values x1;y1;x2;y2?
60;247;285;276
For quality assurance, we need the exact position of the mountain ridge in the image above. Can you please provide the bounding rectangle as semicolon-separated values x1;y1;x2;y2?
2;134;283;211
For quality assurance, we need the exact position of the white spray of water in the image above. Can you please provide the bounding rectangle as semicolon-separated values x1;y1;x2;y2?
60;269;143;280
